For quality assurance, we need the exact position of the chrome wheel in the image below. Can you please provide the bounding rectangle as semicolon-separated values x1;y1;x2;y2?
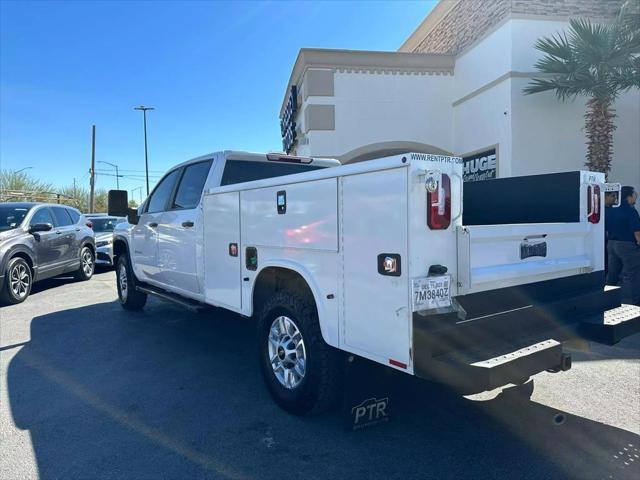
10;263;30;299
268;316;306;389
118;263;128;302
82;249;94;276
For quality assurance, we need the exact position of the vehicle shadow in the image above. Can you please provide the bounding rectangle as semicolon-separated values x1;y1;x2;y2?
28;275;79;296
15;267;111;302
6;300;640;480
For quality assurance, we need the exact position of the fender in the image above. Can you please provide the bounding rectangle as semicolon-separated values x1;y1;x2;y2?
0;243;36;277
112;234;130;256
78;235;96;255
250;258;338;348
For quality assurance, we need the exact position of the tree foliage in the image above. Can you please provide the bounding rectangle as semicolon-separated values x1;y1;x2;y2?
1;169;109;212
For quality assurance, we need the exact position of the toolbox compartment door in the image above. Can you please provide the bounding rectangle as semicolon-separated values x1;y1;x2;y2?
341;167;411;368
203;192;242;310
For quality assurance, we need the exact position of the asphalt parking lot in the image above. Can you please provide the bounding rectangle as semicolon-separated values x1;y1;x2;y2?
1;269;639;480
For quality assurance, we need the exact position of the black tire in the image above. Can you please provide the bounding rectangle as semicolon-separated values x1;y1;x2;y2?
74;245;95;281
116;254;147;310
1;257;33;305
258;290;342;416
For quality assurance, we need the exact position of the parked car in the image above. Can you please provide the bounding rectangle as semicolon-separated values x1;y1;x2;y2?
0;202;95;305
91;216;127;266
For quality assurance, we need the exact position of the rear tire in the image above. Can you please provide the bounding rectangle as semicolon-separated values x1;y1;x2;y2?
258;290;342;415
74;245;95;281
1;257;32;305
116;254;147;310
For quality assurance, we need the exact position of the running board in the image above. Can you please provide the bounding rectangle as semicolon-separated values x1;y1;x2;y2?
136;284;206;313
579;304;640;345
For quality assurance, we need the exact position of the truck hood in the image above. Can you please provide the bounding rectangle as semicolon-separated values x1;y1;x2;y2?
94;232;113;243
114;222;134;236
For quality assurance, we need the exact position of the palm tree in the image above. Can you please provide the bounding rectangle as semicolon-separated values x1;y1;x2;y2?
524;6;640;176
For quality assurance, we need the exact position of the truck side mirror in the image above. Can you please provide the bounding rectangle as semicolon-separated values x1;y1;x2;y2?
108;189;140;225
108;190;129;217
126;208;140;225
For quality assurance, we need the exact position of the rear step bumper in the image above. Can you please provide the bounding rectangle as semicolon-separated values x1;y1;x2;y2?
412;272;640;393
579;304;640;345
429;340;570;393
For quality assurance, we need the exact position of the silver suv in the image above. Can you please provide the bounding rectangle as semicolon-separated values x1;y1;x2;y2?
0;202;96;304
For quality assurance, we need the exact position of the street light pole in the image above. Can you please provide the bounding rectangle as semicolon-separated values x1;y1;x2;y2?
131;186;143;204
15;166;33;174
97;160;120;189
134;105;155;196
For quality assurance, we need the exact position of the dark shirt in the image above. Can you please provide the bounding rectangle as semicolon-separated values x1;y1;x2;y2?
606;202;640;243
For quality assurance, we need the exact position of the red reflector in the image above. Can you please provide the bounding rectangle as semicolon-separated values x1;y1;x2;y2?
587;185;601;224
427;174;451;230
389;359;407;369
86;221;93;229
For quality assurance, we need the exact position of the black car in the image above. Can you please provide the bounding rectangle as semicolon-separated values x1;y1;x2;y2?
0;202;95;305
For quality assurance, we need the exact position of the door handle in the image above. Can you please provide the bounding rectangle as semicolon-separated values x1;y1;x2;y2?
148;222;158;228
75;227;81;231
55;230;62;235
182;221;194;228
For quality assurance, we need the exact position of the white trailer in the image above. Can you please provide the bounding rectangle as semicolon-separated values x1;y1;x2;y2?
108;151;640;415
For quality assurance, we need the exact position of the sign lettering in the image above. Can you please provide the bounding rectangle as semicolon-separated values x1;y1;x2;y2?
463;148;497;182
280;85;298;153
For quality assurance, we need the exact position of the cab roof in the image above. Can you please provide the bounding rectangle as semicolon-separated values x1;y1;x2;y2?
177;150;340;170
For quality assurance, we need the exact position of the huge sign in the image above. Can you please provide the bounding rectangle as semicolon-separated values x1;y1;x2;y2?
280;85;298;153
463;148;497;182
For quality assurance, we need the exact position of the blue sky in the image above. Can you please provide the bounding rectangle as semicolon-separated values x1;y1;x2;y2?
1;0;435;196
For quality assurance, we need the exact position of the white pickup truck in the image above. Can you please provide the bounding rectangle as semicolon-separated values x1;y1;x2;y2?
108;151;640;415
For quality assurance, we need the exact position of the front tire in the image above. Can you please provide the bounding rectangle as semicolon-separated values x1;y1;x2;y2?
258;291;342;415
116;255;147;310
74;245;95;281
1;257;32;305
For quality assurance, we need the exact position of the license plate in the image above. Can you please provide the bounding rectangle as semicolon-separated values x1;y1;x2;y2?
412;275;451;311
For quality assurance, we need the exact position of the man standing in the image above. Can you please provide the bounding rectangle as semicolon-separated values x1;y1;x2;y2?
604;191;619;273
606;186;640;305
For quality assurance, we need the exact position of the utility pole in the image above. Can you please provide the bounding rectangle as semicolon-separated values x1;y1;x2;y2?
89;125;96;213
134;105;154;196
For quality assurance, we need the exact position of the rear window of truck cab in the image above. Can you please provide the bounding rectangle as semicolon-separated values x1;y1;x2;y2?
220;160;325;186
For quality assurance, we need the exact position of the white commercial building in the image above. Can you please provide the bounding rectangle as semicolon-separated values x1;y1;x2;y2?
279;0;639;186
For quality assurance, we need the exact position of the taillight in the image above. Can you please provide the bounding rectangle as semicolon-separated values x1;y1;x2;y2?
427;174;451;229
86;221;93;229
587;184;600;224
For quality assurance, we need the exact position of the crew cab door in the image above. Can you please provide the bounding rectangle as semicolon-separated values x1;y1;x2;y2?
132;168;181;282
156;160;212;295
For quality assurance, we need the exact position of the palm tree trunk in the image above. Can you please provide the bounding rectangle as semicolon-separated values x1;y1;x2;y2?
584;97;616;177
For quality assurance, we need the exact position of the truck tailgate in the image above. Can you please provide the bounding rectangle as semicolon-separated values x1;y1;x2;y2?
457;222;602;295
